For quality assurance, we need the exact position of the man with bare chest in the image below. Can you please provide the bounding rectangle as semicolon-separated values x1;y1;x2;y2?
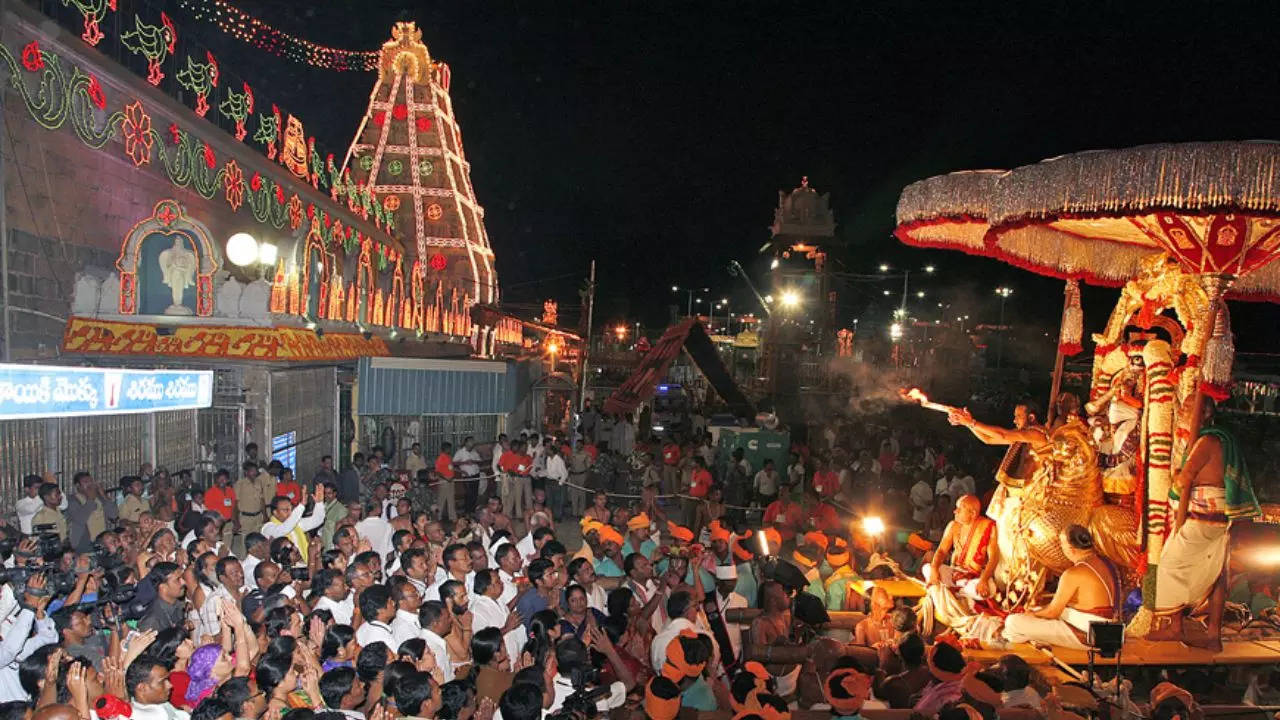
750;581;803;700
1149;402;1260;650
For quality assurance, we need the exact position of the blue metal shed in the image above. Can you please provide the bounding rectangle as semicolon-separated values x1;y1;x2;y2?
356;357;515;415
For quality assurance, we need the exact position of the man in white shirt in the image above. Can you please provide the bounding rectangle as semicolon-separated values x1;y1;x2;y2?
454;436;483;510
260;487;325;563
195;557;245;643
488;434;508;501
713;565;748;659
404;443;427;477
947;468;977;500
0;580;56;702
543;444;569;519
753;459;780;505
786;453;806;494
312;569;354;625
241;533;268;586
354;584;395;648
470;570;525;668
354;501;395;564
910;475;935;525
494;543;523;608
389;577;425;648
15;475;65;535
651;589;703;671
127;658;192;720
418;600;454;682
398;548;432;597
427;543;475;604
516;526;554;566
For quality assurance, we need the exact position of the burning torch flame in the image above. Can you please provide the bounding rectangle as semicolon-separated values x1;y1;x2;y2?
899;387;951;413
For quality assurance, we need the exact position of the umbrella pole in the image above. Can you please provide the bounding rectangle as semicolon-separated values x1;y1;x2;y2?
1046;280;1079;426
1182;274;1233;445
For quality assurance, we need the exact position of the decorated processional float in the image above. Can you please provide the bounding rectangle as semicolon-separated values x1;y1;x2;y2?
894;141;1280;638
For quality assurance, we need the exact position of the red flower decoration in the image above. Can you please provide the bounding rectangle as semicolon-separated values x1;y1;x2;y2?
121;101;153;167
415;116;432;133
168;123;181;144
306;204;316;220
202;143;215;170
21;41;43;72
372;111;386;126
86;75;106;110
428;254;448;272
274;185;285;205
392;104;408;121
250;172;262;192
223;160;244;212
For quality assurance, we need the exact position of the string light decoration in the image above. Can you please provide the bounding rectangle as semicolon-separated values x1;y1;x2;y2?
2;39;402;277
120;11;176;86
175;0;378;71
61;0;116;47
175;51;218;116
218;81;253;140
342;22;497;314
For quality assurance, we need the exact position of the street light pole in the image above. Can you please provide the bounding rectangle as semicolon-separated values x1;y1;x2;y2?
995;286;1013;369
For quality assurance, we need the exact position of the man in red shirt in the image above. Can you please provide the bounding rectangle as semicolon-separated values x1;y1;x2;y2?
763;492;804;544
435;441;457;521
811;458;839;498
507;439;533;518
275;467;303;506
498;439;520;518
661;438;681;494
203;469;237;548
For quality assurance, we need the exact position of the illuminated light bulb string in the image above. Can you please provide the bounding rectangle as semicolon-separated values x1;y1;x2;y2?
176;0;377;71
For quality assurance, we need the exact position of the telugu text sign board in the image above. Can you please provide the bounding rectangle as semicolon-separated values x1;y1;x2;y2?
0;364;213;420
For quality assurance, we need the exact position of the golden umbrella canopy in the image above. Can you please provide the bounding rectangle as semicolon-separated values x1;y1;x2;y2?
895;141;1280;301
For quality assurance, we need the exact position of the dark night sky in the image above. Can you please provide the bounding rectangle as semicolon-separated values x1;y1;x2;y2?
199;1;1280;351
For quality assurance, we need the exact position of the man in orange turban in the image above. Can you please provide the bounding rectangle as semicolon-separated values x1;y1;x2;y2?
624;511;658;559
593;525;626;578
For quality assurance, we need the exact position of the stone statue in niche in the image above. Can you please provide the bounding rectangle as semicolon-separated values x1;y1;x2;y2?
158;236;197;315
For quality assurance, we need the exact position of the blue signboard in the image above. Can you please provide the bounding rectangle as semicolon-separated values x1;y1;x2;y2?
0;364;213;420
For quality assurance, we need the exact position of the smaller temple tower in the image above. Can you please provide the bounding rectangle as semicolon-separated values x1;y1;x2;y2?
765;178;836;413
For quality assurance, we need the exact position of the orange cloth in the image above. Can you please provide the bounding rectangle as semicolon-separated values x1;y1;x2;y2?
824;668;872;716
627;512;651;531
644;677;681;720
908;533;934;552
951;517;996;576
667;521;694;543
434;453;455;479
708;521;731;543
731;531;755;562
204;485;236;520
826;538;850;569
803;531;829;551
598;526;624;546
762;527;781;554
660;631;705;681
